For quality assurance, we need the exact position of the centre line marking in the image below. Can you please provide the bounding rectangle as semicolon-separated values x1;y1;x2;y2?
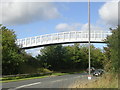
15;82;41;89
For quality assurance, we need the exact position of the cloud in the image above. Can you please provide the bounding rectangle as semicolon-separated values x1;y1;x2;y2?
55;23;106;32
81;23;106;31
99;1;118;26
55;23;82;32
1;1;60;25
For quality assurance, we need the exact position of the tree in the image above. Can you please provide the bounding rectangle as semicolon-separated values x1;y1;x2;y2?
90;45;104;68
36;43;105;71
1;25;25;74
36;45;67;70
104;26;119;72
1;25;42;75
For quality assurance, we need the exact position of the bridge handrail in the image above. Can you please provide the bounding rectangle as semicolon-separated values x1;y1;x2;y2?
16;30;112;49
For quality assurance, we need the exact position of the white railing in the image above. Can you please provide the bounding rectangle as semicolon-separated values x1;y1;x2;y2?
16;30;112;49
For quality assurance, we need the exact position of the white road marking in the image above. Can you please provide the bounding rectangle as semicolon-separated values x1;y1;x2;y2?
15;82;41;89
10;75;84;89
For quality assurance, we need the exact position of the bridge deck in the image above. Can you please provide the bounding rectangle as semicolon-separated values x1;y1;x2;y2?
16;31;111;49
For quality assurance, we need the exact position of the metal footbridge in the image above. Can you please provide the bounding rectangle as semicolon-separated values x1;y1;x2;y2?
16;30;111;49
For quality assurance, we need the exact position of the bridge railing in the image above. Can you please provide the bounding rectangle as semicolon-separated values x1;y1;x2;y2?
16;31;112;48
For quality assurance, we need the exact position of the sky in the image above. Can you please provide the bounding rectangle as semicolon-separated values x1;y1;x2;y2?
1;0;119;56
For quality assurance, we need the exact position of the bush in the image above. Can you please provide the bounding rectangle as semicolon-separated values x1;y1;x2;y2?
37;68;52;73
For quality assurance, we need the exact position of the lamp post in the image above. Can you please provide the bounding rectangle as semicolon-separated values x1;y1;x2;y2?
88;0;91;80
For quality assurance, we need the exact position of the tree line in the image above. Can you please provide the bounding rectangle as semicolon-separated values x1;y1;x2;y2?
1;25;41;75
1;24;119;75
36;44;104;71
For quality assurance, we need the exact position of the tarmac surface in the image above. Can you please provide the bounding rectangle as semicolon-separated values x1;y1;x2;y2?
2;73;97;90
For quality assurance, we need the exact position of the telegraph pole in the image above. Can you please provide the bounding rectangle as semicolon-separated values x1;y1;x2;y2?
88;0;91;80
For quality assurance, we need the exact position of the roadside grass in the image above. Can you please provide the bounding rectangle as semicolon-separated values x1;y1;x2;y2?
1;70;84;83
73;73;118;88
1;75;49;83
1;73;65;83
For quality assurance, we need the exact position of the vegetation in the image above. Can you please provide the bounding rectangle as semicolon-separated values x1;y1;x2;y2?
103;26;119;72
1;25;42;75
36;44;105;71
2;25;92;76
1;24;119;88
1;71;84;83
72;26;119;88
73;73;118;88
2;25;24;75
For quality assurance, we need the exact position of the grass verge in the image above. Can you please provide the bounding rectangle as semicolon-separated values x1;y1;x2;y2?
1;71;84;83
72;73;118;88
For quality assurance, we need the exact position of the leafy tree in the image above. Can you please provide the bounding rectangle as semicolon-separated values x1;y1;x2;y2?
78;45;104;69
37;43;105;71
78;45;88;69
36;45;67;70
90;45;104;68
1;25;42;75
104;26;119;72
19;52;42;74
1;25;25;74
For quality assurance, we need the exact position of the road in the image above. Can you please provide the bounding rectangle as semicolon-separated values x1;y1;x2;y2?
2;73;97;90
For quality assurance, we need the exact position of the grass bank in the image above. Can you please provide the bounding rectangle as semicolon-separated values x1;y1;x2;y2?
1;72;67;83
1;70;84;83
72;73;118;88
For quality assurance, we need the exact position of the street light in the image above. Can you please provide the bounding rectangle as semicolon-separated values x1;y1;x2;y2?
88;0;91;80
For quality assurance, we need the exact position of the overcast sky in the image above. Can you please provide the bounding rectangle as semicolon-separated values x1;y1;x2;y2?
1;0;119;56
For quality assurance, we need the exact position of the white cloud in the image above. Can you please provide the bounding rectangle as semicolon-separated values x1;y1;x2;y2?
81;23;106;31
55;23;106;32
1;1;60;25
56;23;69;31
55;23;81;32
99;1;118;26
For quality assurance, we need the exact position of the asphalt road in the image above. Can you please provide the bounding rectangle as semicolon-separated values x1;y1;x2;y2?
2;73;97;90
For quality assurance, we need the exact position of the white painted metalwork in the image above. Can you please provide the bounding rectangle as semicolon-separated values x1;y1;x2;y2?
16;30;112;49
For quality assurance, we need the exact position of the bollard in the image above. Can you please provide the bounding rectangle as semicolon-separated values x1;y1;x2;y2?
88;75;92;80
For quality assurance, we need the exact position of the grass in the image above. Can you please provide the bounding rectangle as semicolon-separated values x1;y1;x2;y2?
72;73;118;88
1;75;49;83
1;70;84;83
1;73;65;83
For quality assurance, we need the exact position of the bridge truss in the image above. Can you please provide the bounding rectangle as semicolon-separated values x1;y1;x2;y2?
16;30;111;49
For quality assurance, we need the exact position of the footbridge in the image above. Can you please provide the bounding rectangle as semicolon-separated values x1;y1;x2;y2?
16;30;112;49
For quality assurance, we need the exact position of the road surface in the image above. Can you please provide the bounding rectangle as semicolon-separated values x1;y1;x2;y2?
2;73;97;89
